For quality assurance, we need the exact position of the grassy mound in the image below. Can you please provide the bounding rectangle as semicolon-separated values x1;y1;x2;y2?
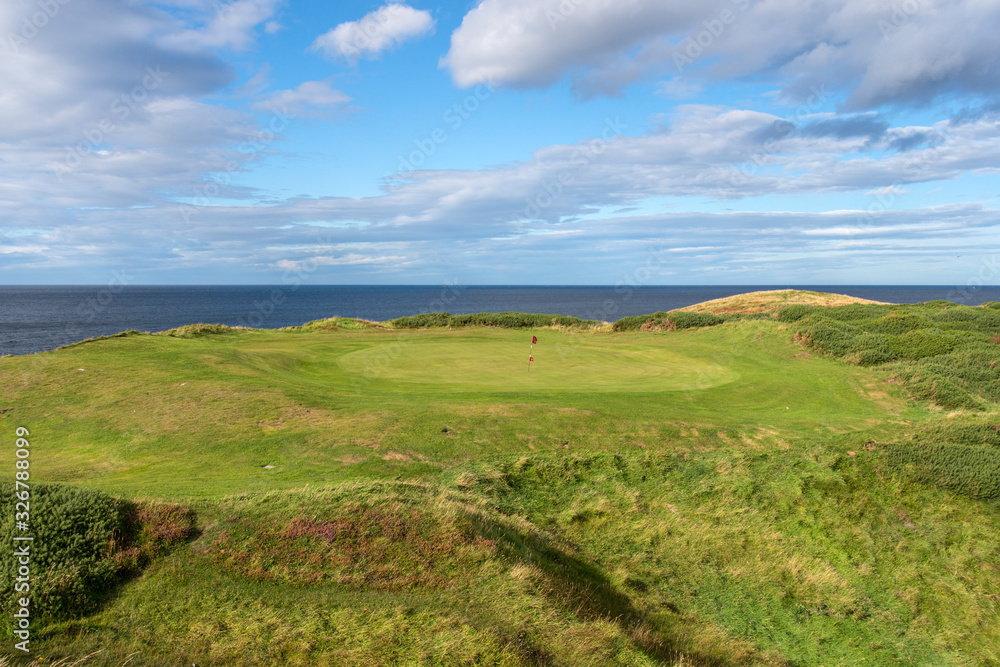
57;329;149;349
159;323;245;338
280;317;386;333
675;289;886;315
206;491;495;590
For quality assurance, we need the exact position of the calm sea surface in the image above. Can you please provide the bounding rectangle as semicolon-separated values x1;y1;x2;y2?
1;285;998;356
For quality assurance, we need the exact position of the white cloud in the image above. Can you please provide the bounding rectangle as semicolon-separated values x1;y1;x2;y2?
311;3;434;61
442;0;1000;108
0;0;273;222
442;0;699;90
251;80;351;119
160;0;282;52
866;186;907;197
2;0;998;286
275;254;409;271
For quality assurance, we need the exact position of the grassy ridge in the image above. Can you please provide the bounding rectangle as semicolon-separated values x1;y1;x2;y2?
1;297;999;664
673;290;886;315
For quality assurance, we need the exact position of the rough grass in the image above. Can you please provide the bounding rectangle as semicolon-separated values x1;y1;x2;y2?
279;317;387;333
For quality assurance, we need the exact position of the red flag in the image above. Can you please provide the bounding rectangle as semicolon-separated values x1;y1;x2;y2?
531;335;537;344
529;356;533;362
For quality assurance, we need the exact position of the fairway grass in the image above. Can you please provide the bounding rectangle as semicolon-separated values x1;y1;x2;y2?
1;321;908;501
1;311;998;665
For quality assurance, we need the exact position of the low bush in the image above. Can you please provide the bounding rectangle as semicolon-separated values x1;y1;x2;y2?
886;329;963;360
390;312;600;329
612;311;726;332
390;312;454;328
781;301;1000;409
0;485;195;621
450;312;599;328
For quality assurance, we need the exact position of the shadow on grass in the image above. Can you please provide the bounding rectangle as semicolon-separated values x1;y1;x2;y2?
467;511;732;667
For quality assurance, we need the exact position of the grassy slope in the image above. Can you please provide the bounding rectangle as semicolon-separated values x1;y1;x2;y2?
1;299;998;665
674;290;886;315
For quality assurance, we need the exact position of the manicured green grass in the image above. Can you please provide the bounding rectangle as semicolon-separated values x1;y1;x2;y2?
1;310;997;665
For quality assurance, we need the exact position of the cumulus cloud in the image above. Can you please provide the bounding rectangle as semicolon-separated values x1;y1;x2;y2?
312;3;434;61
442;0;699;90
0;0;277;229
442;0;1000;108
7;87;1000;279
2;0;998;285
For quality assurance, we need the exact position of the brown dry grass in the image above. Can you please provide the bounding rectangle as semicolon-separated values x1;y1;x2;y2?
674;289;887;315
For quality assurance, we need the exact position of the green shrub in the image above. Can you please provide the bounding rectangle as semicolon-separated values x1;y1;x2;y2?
390;312;600;329
784;301;1000;409
775;305;814;322
390;312;453;328
868;312;933;336
611;311;725;332
886;329;962;360
449;312;599;328
891;344;1000;405
929;306;1000;330
798;317;861;357
850;332;894;365
668;311;726;329
0;485;195;621
611;312;670;332
982;301;1000;310
888;368;982;410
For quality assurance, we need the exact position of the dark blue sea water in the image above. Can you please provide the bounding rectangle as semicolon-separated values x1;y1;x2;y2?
1;285;998;357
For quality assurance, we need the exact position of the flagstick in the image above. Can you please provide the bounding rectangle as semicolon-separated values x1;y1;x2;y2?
528;340;533;372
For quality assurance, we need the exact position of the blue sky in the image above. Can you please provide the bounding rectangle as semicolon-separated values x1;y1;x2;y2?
2;0;1000;285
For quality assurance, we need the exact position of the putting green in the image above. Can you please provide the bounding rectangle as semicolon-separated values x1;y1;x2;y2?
336;330;738;392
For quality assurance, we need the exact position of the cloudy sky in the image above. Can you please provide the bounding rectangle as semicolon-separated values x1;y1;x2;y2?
2;0;999;285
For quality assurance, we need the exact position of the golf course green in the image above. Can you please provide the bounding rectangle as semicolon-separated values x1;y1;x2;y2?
1;292;998;666
336;329;738;392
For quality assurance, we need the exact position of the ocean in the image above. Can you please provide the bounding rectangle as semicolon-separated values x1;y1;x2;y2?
1;285;997;357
